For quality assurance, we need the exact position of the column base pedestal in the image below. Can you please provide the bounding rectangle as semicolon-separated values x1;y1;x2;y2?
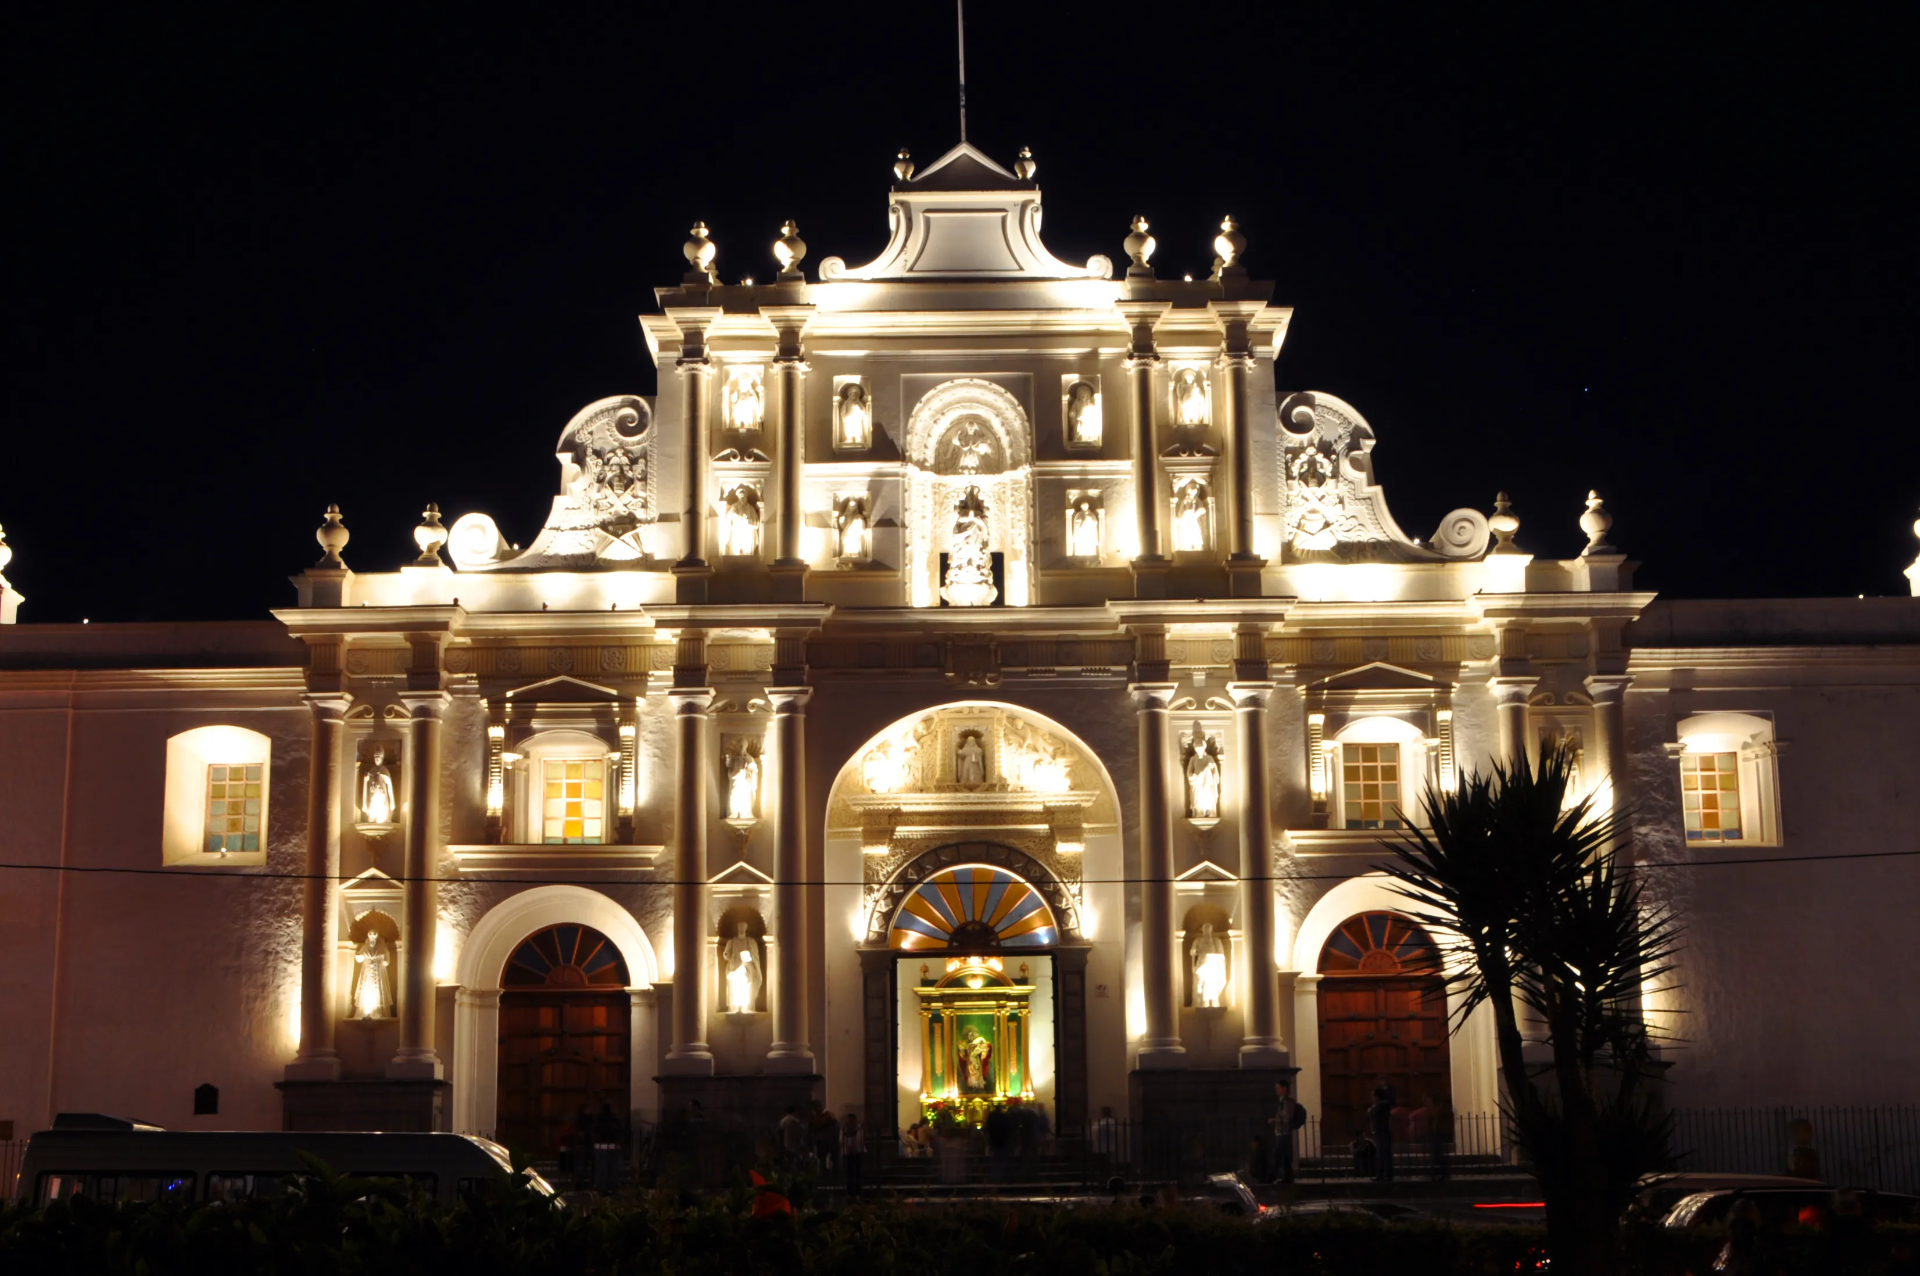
384;1052;443;1081
768;561;808;602
1238;1041;1290;1069
1227;555;1267;598
763;1049;816;1075
659;1049;716;1077
277;1078;448;1132
1134;1042;1188;1070
672;563;713;604
283;1054;342;1083
1130;556;1171;600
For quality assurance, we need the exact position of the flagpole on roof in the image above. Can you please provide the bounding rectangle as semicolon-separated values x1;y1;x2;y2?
957;0;968;144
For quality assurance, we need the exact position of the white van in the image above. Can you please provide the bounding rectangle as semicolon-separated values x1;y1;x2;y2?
16;1114;557;1208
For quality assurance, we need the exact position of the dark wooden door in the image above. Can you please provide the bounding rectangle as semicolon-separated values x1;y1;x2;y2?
494;923;632;1157
496;992;630;1156
1315;912;1450;1144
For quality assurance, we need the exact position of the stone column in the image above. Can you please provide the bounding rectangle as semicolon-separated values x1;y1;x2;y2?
678;362;714;569
1132;681;1185;1067
1229;680;1286;1066
1489;677;1537;768
287;693;350;1081
1118;300;1170;599
766;686;814;1071
1585;675;1633;818
662;683;716;1074
765;304;813;579
390;691;449;1078
1223;352;1256;560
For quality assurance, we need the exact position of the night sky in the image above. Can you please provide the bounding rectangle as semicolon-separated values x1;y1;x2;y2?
5;4;1914;623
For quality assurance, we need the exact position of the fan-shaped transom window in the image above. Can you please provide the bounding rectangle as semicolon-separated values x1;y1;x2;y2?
1318;911;1441;977
502;923;629;989
889;866;1059;950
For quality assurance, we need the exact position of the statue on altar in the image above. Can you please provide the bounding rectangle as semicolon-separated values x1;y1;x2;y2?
359;747;396;826
1192;922;1228;1008
721;921;761;1013
940;485;998;606
958;1025;993;1092
1183;724;1222;819
351;931;394;1020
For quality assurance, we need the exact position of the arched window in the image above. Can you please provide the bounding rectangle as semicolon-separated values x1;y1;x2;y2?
508;729;615;845
501;923;630;989
163;725;272;865
1318;911;1442;977
1672;712;1782;846
888;866;1059;950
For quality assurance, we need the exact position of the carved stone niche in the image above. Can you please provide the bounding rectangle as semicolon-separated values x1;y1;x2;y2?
832;493;871;564
833;375;873;452
1064;489;1105;562
352;733;403;840
1061;374;1103;450
1164;457;1217;556
720;734;763;830
719;365;766;438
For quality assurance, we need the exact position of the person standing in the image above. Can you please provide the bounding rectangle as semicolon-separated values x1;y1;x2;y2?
840;1111;865;1199
1369;1083;1397;1182
778;1105;808;1167
1270;1079;1302;1183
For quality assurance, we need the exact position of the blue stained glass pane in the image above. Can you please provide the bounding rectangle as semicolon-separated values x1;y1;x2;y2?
209;800;226;816
206;835;222;852
241;834;258;851
246;765;262;781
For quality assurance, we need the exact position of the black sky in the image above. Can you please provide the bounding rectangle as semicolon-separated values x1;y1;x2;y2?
4;3;1915;623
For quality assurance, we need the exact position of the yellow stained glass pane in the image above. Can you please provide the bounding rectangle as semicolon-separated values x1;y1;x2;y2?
566;762;583;779
584;780;602;800
546;782;562;799
563;819;583;838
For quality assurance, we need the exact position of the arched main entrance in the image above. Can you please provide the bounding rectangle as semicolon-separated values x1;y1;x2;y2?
1314;911;1450;1142
495;923;631;1156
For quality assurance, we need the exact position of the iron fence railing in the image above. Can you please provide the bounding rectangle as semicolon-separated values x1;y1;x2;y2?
1670;1106;1920;1193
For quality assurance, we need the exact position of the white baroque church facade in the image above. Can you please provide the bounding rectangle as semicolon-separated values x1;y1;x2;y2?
2;143;1917;1153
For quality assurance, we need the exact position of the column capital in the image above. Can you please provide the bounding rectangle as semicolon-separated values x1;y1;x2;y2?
397;689;453;716
667;686;715;713
302;692;353;720
1584;673;1633;704
1225;679;1276;708
765;686;813;711
1129;681;1179;710
1488;675;1538;706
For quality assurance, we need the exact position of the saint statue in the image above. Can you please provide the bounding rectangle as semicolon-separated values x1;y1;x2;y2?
360;747;396;826
725;375;763;432
725;744;760;821
948;420;994;474
836;499;867;560
1066;381;1101;445
1191;922;1228;1008
955;731;987;786
721;921;761;1013
1174;367;1209;427
351;931;394;1020
1173;480;1209;552
958;1025;993;1092
720;485;761;556
940;485;997;606
1069;498;1100;559
1183;723;1222;819
837;383;870;447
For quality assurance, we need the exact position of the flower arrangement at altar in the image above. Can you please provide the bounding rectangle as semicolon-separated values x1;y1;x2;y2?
922;1094;1029;1132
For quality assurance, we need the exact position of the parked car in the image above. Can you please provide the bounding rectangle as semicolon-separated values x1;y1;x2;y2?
16;1113;557;1208
1276;1199;1433;1223
1628;1171;1824;1222
1189;1172;1263;1216
1662;1187;1919;1230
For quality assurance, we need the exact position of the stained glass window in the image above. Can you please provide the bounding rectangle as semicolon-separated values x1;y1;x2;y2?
889;866;1059;950
1343;743;1403;829
1681;751;1742;841
204;763;262;854
542;758;604;844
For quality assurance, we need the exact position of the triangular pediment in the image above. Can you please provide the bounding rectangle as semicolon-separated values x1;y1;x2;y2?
503;675;621;703
1309;662;1441;693
1175;859;1238;884
710;860;775;887
901;142;1027;192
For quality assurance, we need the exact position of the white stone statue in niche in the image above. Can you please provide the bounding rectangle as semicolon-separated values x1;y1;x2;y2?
724;741;761;822
1069;497;1101;559
721;921;762;1013
1174;367;1210;427
835;497;868;560
955;730;987;787
1183;723;1222;819
941;485;998;606
1172;479;1211;552
1065;381;1102;446
359;747;396;825
837;382;871;448
1191;922;1228;1008
351;931;395;1020
724;372;764;432
948;418;996;474
719;484;762;556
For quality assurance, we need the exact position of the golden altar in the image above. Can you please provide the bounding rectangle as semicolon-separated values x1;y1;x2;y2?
913;955;1035;1122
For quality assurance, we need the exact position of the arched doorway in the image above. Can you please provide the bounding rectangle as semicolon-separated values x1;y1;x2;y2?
495;923;631;1157
1315;912;1450;1143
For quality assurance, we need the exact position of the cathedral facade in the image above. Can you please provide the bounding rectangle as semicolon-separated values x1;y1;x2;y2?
2;143;1916;1151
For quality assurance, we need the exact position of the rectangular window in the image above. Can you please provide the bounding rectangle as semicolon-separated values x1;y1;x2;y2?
1680;751;1743;841
542;758;604;844
204;763;263;854
1343;743;1403;830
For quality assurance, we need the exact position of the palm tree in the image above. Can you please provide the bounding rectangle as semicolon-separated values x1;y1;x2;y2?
1377;741;1680;1276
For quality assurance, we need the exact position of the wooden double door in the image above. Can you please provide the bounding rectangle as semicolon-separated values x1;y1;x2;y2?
1316;975;1450;1143
495;991;630;1156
